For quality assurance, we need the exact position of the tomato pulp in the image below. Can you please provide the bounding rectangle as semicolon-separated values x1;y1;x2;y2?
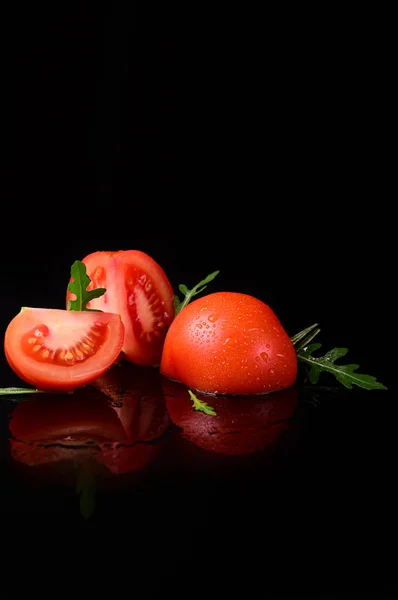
160;292;297;395
4;307;124;391
66;250;175;366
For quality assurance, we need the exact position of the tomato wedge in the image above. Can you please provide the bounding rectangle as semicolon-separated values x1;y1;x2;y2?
66;250;175;366
4;308;124;391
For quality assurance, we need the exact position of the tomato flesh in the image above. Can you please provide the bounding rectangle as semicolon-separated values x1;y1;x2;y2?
66;250;175;366
4;308;124;391
160;292;298;395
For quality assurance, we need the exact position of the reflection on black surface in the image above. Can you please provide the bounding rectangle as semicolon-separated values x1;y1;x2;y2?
90;363;172;472
7;365;171;516
161;377;298;456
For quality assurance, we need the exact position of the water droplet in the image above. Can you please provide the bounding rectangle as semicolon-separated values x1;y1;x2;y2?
266;344;271;349
260;352;268;362
268;368;275;375
208;314;219;323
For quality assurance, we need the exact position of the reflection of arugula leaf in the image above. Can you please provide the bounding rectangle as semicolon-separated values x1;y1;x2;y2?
188;390;217;416
174;271;220;315
297;343;387;390
76;461;96;520
67;260;106;311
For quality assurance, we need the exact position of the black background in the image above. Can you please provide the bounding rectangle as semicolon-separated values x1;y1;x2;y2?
1;5;394;390
1;5;395;599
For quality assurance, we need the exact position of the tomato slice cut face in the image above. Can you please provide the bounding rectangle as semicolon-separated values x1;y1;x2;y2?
66;250;175;366
4;308;124;391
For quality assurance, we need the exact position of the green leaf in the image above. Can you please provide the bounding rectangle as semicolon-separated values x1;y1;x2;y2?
174;294;183;314
297;343;387;390
67;260;106;311
0;387;43;396
188;390;217;416
174;270;220;315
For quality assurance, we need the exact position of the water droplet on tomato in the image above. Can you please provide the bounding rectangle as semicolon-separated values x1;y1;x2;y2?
260;352;268;362
268;368;275;375
266;344;271;349
208;314;219;323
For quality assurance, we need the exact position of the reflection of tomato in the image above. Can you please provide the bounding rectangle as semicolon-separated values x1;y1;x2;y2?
8;368;171;475
161;292;297;394
91;363;171;472
162;377;297;456
4;308;124;391
9;388;126;466
66;250;175;366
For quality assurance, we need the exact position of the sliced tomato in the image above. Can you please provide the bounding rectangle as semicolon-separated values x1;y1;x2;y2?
4;308;124;391
66;250;175;366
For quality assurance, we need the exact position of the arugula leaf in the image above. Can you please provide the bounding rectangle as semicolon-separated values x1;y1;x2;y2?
174;271;220;315
188;390;217;416
0;387;43;396
297;343;387;390
67;260;106;311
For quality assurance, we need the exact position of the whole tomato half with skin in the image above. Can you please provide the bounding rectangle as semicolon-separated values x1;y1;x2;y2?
66;250;175;366
160;292;297;395
162;377;298;456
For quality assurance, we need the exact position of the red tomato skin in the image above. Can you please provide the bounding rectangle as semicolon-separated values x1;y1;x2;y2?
66;250;175;366
160;292;297;395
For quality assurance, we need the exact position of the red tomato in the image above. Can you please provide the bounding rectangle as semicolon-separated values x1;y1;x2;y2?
66;250;175;366
4;308;124;391
160;292;297;395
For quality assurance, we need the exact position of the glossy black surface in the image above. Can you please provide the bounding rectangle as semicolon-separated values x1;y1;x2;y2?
1;363;396;598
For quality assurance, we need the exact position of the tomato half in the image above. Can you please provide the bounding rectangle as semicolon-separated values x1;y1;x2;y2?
160;292;297;395
4;308;124;391
66;250;175;366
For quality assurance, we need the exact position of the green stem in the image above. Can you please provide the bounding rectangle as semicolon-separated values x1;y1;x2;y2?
294;328;321;354
0;387;43;396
